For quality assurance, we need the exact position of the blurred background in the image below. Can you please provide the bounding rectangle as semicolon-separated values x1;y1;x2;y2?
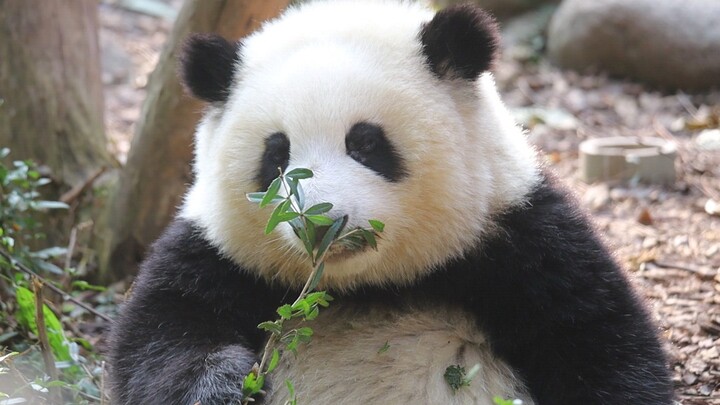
0;0;718;403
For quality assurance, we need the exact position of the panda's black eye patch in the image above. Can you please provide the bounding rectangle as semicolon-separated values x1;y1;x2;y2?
345;122;405;182
257;132;290;191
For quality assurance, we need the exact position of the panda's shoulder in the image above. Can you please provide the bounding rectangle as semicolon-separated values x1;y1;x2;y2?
129;219;269;303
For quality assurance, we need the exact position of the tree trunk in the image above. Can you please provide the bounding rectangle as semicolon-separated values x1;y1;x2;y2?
98;0;291;282
0;0;111;188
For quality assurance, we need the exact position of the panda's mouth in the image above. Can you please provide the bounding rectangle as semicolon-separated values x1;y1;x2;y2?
323;234;372;262
289;224;375;262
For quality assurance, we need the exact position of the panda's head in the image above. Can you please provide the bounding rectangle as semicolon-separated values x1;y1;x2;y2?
179;1;539;290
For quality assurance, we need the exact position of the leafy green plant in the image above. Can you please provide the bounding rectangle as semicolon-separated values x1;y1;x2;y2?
0;149;104;404
242;168;383;404
0;147;69;276
493;397;523;405
444;364;481;395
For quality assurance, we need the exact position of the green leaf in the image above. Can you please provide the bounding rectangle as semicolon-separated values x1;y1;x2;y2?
315;216;347;260
361;229;377;250
276;212;301;222
305;306;319;320
260;178;282;208
304;220;316;256
246;192;266;203
71;280;106;292
267;349;281;373
368;219;385;232
258;321;282;335
285;168;313;180
444;365;468;394
296;327;313;339
29;246;68;260
304;203;333;215
291;222;313;257
303;292;326;305
291;299;311;314
287;177;304;210
15;287;74;366
33;259;63;275
243;372;260;396
265;200;291;234
306;215;334;226
277;305;293;320
285;333;299;353
493;397;520;405
285;379;297;405
32;201;69;210
378;341;390;354
307;263;325;292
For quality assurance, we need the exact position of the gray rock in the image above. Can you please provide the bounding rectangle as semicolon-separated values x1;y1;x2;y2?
547;0;720;90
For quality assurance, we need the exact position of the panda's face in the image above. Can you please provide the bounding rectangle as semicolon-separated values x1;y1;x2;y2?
180;1;539;289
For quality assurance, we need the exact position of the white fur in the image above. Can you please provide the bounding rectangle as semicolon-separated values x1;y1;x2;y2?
265;305;534;405
181;0;540;290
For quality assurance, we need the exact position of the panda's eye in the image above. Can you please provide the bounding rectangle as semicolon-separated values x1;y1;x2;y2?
345;122;406;182
256;132;290;191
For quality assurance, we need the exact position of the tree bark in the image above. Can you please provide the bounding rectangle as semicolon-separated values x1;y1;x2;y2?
0;0;111;188
98;0;291;282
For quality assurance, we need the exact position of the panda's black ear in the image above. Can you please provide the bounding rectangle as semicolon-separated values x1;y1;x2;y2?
420;5;499;80
179;33;241;103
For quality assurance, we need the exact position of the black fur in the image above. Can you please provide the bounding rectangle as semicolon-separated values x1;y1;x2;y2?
345;122;406;182
108;175;672;405
107;221;291;405
420;4;500;80
257;132;291;190
179;33;240;102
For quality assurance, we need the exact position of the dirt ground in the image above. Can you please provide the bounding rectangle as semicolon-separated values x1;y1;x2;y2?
99;2;720;403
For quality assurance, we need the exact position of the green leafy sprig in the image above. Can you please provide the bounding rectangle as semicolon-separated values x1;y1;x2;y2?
444;364;481;395
242;168;383;403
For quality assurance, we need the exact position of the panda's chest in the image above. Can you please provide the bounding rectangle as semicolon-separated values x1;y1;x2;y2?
264;303;532;405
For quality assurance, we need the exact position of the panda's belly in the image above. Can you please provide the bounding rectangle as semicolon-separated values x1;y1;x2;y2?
265;304;533;405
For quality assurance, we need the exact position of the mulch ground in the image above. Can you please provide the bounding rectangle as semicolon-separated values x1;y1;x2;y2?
100;2;720;403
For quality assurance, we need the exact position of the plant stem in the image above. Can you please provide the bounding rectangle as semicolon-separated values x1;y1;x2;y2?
255;256;325;378
32;278;61;403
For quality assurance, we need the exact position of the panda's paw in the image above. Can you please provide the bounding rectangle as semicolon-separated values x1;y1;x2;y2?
186;345;269;405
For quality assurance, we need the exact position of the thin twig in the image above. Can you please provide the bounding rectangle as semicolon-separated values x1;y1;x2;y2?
101;360;107;405
254;258;325;386
0;248;112;321
33;278;60;405
60;167;107;205
64;226;78;273
675;92;699;118
652;260;716;280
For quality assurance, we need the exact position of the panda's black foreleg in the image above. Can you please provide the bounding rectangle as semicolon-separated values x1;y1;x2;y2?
108;288;266;404
444;178;673;404
108;219;287;405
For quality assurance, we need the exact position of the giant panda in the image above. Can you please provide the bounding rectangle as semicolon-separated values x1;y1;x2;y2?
108;1;673;404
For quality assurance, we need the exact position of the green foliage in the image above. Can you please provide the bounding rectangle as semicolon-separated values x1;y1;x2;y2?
15;287;75;368
0;148;69;275
493;397;523;405
242;168;384;404
444;364;522;402
444;364;481;395
0;149;103;403
378;341;391;354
